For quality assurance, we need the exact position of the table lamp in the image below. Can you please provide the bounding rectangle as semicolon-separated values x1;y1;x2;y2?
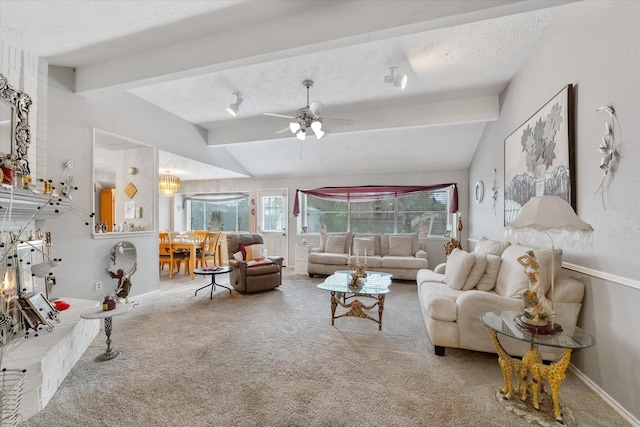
506;196;593;330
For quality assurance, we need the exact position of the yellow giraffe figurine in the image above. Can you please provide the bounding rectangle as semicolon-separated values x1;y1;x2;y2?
519;343;543;402
529;348;572;424
487;328;527;400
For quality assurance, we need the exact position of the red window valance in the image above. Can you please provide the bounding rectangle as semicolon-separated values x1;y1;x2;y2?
293;184;458;216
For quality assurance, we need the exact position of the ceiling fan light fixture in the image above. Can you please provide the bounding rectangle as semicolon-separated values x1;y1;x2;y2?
296;129;306;141
311;120;325;139
384;67;407;90
289;122;301;133
226;92;243;117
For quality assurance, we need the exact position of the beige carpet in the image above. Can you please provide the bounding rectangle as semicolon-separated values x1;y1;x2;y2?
21;269;627;426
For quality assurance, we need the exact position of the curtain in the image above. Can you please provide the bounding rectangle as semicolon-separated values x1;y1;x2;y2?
182;192;248;208
293;184;458;216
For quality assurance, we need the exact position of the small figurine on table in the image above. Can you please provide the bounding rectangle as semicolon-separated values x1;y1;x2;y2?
106;262;138;305
516;251;556;331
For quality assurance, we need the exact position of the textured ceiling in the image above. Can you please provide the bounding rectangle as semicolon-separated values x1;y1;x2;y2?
0;0;573;180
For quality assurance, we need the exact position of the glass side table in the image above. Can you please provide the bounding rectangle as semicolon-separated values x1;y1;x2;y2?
481;311;594;424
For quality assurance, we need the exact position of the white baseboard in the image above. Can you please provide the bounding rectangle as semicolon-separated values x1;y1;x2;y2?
570;365;640;426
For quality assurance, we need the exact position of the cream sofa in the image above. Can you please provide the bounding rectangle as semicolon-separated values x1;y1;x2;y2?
307;232;428;280
416;238;585;359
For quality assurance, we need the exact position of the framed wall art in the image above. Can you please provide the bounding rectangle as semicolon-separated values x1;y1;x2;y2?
504;84;575;225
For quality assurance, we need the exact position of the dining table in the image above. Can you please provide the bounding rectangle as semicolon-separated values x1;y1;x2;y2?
170;240;204;280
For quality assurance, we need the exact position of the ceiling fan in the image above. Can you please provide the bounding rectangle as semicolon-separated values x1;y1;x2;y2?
264;79;353;140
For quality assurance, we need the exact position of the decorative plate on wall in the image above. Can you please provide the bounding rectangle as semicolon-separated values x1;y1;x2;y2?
474;181;484;203
124;182;137;199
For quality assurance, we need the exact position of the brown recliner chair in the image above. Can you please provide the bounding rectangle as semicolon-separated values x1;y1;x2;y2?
226;233;283;293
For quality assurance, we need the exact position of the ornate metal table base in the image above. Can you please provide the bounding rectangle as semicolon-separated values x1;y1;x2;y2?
487;328;573;424
330;291;385;331
95;317;121;362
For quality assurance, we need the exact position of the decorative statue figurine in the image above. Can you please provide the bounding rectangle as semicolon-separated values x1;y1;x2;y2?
516;251;555;329
106;262;137;304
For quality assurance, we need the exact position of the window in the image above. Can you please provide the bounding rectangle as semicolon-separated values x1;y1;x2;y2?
300;189;451;236
187;194;249;232
261;195;285;232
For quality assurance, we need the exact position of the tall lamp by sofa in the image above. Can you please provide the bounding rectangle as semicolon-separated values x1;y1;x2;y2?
505;196;594;320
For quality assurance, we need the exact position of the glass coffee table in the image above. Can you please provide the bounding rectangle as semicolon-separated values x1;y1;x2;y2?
481;311;594;424
317;271;392;331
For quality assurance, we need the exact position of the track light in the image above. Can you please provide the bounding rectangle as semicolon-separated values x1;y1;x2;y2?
311;120;325;139
226;92;243;117
384;67;407;90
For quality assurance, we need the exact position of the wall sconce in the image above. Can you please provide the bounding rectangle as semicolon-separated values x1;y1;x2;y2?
384;67;407;90
226;92;243;117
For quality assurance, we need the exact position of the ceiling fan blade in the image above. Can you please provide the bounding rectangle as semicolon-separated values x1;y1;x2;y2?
309;101;324;115
264;112;296;119
323;117;354;125
275;126;290;134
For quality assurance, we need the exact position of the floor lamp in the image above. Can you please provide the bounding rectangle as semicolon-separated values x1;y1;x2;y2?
506;196;594;327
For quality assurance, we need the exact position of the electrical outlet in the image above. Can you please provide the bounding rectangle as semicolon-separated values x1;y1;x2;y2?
95;281;102;291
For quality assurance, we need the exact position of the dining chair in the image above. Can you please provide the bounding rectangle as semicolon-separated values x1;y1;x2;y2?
195;232;221;268
159;232;188;278
193;230;208;243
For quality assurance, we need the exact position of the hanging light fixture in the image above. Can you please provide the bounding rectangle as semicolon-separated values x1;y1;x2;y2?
159;170;180;197
311;120;325;139
384;66;407;89
226;92;243;117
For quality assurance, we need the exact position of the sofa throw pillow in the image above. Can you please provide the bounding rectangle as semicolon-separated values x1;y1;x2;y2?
381;232;419;256
474;237;511;256
462;253;488;290
443;249;476;290
353;237;375;257
388;235;413;256
239;241;262;259
495;245;534;298
325;235;347;254
233;251;243;261
354;233;381;255
242;243;267;261
475;254;502;291
319;232;352;252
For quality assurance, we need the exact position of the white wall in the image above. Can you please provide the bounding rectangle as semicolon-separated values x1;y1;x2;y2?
469;1;639;421
44;66;211;301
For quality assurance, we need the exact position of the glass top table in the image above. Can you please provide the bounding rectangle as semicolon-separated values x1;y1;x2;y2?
481;310;594;349
317;271;392;330
481;310;594;423
316;270;392;295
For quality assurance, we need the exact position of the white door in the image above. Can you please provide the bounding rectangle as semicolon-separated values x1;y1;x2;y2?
258;189;288;265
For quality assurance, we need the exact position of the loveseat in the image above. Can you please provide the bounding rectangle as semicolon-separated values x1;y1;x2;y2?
226;233;283;293
416;238;585;359
307;232;428;280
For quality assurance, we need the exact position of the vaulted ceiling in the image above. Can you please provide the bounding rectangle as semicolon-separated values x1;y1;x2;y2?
0;0;574;180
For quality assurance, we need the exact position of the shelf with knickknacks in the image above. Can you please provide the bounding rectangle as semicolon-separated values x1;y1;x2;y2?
1;158;96;362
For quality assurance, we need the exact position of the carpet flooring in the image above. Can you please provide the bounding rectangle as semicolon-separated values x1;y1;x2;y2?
21;268;628;426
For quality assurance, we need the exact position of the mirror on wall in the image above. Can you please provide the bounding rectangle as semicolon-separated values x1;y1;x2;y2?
0;73;32;176
93;128;155;238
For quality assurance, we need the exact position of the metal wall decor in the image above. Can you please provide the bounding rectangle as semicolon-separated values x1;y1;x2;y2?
0;73;32;175
595;105;620;209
